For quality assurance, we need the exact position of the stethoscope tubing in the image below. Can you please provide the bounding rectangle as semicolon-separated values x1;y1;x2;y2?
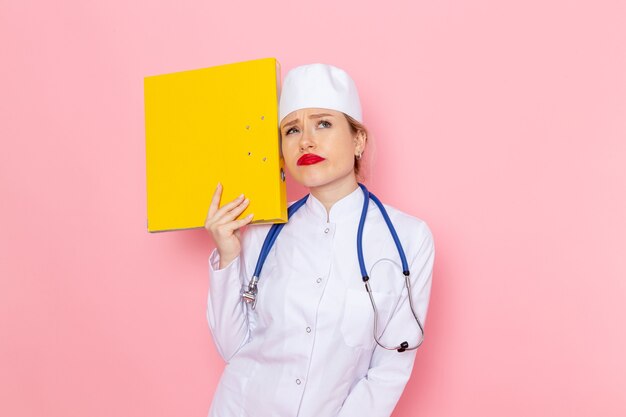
242;182;425;352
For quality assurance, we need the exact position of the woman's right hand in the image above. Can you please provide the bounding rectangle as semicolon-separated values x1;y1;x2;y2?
204;183;254;269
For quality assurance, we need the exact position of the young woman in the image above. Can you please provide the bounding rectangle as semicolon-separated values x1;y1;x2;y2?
204;63;435;417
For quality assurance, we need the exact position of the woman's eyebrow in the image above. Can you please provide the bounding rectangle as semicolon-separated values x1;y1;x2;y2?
282;113;335;129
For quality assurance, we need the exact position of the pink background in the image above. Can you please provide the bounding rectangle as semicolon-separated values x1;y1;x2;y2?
1;0;625;416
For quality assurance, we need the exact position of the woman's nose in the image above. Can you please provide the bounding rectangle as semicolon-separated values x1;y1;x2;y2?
298;126;316;151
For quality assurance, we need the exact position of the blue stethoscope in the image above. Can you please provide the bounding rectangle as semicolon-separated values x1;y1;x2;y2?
241;183;424;352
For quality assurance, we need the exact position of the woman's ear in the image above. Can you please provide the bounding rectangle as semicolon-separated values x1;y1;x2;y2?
354;130;367;154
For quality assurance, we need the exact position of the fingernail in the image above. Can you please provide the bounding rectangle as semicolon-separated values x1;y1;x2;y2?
239;193;244;199
244;198;250;203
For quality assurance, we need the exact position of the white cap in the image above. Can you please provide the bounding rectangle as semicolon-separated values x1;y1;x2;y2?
278;63;362;125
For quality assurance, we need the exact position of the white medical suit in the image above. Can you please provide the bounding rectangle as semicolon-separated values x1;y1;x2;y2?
206;185;435;417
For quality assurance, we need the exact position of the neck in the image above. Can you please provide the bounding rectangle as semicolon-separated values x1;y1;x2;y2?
309;177;359;222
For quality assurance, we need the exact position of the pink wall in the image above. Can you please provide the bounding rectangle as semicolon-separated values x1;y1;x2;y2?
1;0;625;416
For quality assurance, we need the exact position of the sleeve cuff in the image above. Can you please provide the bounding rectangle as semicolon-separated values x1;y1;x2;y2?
208;247;240;272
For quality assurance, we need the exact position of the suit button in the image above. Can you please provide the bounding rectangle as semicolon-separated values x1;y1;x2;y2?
296;379;301;385
324;228;330;233
306;327;311;333
316;278;322;283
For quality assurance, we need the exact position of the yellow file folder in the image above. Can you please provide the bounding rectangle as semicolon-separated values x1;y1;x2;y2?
144;57;287;232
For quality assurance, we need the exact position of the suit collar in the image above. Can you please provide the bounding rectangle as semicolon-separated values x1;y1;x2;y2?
304;184;367;223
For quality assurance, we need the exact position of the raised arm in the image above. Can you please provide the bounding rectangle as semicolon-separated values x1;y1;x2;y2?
204;182;256;362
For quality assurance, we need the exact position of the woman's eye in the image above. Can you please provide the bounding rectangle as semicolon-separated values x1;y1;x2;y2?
284;120;330;135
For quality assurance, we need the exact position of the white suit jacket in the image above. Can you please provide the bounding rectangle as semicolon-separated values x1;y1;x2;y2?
206;185;435;417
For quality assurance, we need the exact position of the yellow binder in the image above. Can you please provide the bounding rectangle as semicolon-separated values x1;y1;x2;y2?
144;57;287;232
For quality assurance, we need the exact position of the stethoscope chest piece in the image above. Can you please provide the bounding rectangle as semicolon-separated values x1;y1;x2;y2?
242;275;259;309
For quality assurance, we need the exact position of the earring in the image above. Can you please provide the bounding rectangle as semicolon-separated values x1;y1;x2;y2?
356;152;362;160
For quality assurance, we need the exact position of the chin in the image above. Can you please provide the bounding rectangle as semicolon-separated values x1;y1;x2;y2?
296;173;352;190
288;164;354;189
294;176;328;188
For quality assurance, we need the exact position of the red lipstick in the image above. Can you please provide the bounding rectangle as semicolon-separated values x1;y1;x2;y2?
297;153;326;166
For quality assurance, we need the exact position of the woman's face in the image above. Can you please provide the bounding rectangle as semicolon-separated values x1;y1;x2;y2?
280;108;364;189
